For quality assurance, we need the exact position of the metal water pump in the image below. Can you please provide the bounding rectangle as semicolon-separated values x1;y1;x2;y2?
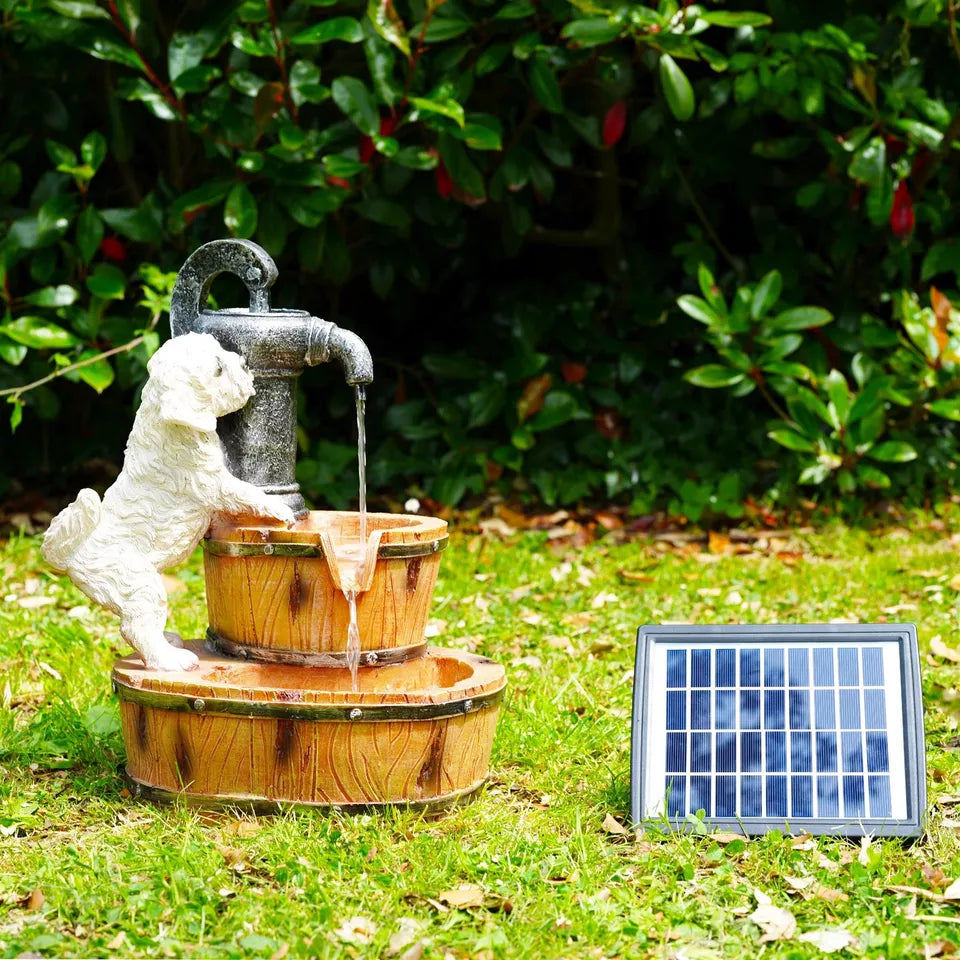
169;238;373;515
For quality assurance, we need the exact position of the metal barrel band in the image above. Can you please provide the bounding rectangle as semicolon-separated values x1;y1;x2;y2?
202;536;448;560
206;629;428;667
113;676;505;722
121;767;486;814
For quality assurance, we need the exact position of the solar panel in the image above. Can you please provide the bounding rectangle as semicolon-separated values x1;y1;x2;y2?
630;624;925;837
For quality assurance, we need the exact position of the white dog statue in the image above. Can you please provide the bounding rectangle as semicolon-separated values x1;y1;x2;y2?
42;332;295;671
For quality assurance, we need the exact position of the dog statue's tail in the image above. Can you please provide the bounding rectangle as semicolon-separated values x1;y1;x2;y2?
42;488;101;571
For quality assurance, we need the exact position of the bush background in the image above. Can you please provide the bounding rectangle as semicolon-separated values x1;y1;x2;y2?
1;0;959;517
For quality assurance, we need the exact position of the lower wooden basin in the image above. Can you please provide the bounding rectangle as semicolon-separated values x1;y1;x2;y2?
113;643;505;811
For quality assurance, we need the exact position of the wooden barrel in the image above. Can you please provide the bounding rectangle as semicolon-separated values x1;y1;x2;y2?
114;642;505;810
203;511;447;665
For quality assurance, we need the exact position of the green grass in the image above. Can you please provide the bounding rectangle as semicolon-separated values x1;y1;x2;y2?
2;518;960;958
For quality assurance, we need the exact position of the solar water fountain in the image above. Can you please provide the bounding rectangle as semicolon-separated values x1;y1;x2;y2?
112;239;506;811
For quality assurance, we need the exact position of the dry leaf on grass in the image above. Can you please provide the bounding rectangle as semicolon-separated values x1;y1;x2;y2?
19;596;56;608
930;636;960;663
269;944;290;960
25;888;44;911
601;813;630;837
790;833;816;850
105;932;127;950
618;569;655;584
797;928;858;952
434;884;511;913
387;918;425;957
748;891;796;943
334;916;377;945
224;819;262;838
711;831;746;845
925;940;958;958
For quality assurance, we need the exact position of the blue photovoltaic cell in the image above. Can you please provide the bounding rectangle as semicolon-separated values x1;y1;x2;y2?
866;732;889;772
716;649;736;687
766;732;787;771
862;648;884;686
792;776;813;817
764;649;784;687
692;650;711;687
691;733;712;772
657;642;900;823
789;690;810;729
838;647;859;686
667;650;686;688
764;690;785;729
741;649;761;687
813;648;834;686
716;690;736;729
789;648;809;687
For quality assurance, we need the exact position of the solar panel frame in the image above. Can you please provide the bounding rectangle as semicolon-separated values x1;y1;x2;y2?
630;624;925;837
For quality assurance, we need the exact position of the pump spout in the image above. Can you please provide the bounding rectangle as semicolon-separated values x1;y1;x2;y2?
307;319;374;385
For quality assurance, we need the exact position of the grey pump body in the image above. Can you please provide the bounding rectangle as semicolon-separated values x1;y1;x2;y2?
169;239;373;514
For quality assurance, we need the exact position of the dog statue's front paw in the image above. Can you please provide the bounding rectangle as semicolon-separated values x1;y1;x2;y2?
261;498;296;526
144;645;200;672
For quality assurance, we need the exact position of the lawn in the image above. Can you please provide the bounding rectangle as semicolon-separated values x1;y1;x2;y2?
2;515;960;958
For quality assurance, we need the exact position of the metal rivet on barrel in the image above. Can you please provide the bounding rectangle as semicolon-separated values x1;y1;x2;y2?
349;708;362;720
193;699;205;712
111;680;118;695
463;699;473;714
264;543;274;555
364;652;379;665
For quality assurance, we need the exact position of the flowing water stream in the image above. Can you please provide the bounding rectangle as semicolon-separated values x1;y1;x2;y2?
342;385;368;690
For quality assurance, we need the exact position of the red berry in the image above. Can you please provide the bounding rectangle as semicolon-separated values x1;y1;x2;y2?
602;100;627;149
435;161;453;199
561;362;587;384
883;134;906;160
99;236;126;262
890;180;915;238
380;115;397;137
328;176;352;190
358;136;375;164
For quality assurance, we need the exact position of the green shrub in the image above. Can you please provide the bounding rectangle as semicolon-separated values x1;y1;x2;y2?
1;1;959;514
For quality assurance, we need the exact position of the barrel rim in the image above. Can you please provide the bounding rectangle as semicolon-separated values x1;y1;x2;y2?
202;535;448;560
206;630;428;666
121;768;487;813
113;675;505;722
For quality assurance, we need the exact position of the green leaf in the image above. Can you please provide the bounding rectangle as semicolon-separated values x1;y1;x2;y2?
529;390;580;430
0;339;27;366
684;364;745;388
798;463;832;485
289;60;329;106
453;116;503;151
76;207;104;264
921;241;960;282
437;134;485;199
409;96;465;128
856;464;891;489
291;17;364;44
659;55;695;122
85;264;127;300
9;399;23;431
767;428;816;452
75;352;115;393
529;58;564;114
420;18;471;42
23;285;78;308
80;131;107;172
83;32;145;72
1;317;80;349
224;183;258;238
697;264;726;314
848;136;885;187
0;161;21;200
369;260;394;299
868;441;917;463
354;197;411;229
894;118;943;149
677;295;720;326
167;32;207;82
367;0;410;55
168;179;233;233
865;171;893;226
751;270;782;318
392;147;438;170
825;369;851;427
495;0;535;19
48;0;111;18
101;200;163;243
700;11;772;26
770;306;833;330
927;398;960;421
45;139;76;168
560;17;621;46
331;77;379;135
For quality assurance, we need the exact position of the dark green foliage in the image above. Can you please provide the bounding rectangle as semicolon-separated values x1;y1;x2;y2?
1;0;959;514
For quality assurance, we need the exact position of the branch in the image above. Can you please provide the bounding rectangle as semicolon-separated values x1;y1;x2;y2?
0;315;159;403
949;1;960;65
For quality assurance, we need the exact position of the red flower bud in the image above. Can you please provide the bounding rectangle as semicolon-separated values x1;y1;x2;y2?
890;180;915;239
602;100;627;149
883;134;906;160
594;408;622;439
435;160;453;199
328;176;352;190
561;362;587;384
358;135;375;164
99;236;126;262
912;148;932;181
380;115;397;137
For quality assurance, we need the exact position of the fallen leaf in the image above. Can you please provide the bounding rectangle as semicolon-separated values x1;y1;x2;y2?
943;878;960;900
813;885;848;903
18;596;56;608
397;943;425;960
786;876;816;891
510;655;543;670
797;927;858;952
949;573;960;591
334;916;377;944
387;918;423;957
26;888;44;911
790;833;816;851
708;530;732;554
225;819;262;838
923;865;950;891
36;661;62;681
749;902;796;942
858;836;873;866
517;373;553;423
105;932;127;950
437;885;486;909
269;944;290;960
602;813;630;837
930;636;960;663
618;569;654;584
594;510;623;530
520;612;543;626
591;590;619;609
590;639;615;656
711;831;746;845
479;517;516;539
925;940;958;958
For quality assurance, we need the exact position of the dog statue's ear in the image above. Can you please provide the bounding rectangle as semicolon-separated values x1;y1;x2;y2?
159;394;218;432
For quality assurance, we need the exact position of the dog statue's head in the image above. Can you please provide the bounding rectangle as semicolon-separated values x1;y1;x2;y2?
144;333;255;433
